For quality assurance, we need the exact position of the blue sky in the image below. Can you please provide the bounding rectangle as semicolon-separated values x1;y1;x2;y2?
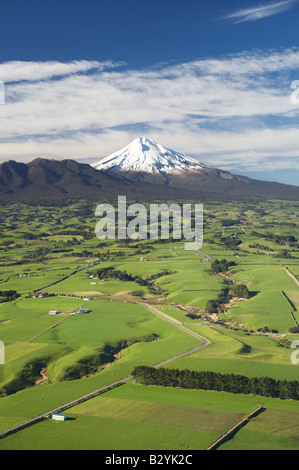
0;0;299;185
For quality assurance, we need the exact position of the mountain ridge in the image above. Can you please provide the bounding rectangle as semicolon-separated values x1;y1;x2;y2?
0;155;298;205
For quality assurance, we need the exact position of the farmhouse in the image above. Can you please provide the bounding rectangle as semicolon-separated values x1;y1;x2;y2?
49;310;58;315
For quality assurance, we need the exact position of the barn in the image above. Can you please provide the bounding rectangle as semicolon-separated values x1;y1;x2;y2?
49;310;58;315
52;414;67;421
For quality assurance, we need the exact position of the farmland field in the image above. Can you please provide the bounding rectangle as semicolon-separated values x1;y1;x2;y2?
1;383;299;450
0;200;298;451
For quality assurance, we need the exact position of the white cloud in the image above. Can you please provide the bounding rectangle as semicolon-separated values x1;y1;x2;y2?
222;0;298;24
0;49;299;172
0;60;124;83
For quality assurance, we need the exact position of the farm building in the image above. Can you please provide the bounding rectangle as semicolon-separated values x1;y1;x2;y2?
52;414;67;421
49;310;58;315
79;308;89;314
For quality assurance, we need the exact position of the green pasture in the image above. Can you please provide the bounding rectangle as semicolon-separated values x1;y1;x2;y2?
0;296;84;342
1;383;299;450
162;325;299;381
225;264;298;332
0;383;263;450
219;408;299;450
0;200;298;450
0;271;72;294
108;259;224;308
0;298;201;433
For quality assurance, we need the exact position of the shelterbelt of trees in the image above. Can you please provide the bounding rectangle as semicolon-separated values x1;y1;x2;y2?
132;366;299;401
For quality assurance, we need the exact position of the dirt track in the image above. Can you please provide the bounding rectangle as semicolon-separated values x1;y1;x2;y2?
285;267;299;287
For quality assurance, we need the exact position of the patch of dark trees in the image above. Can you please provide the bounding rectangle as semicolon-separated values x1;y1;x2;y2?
289;326;299;334
251;231;298;248
0;358;48;397
211;259;236;274
220;237;242;250
0;289;19;303
92;266;175;289
206;259;250;313
132;366;299;401
205;284;250;314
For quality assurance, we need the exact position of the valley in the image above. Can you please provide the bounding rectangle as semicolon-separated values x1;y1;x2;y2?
0;198;298;450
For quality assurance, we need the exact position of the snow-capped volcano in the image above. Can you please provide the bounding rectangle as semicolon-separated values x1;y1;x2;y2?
92;137;208;174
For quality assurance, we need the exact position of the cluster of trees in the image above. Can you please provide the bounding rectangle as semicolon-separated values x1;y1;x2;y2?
132;366;299;401
289;326;299;334
275;250;294;259
205;284;250;314
257;326;278;334
207;259;249;314
206;288;230;314
251;231;298;248
93;267;134;282
266;234;297;247
1;359;47;396
234;284;250;299
248;243;274;252
92;267;173;288
211;259;236;274
56;229;91;238
220;237;242;250
220;219;240;227
0;289;19;303
22;247;51;261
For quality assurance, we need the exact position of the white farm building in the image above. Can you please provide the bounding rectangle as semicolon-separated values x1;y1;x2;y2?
52;414;67;421
49;310;58;315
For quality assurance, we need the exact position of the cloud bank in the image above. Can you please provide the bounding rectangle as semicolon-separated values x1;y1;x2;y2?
0;49;299;173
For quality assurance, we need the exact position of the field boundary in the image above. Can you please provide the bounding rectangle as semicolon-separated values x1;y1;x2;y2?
206;406;266;451
281;291;298;327
26;316;71;343
281;291;297;312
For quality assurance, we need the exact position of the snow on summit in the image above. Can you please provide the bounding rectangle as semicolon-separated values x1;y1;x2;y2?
92;137;208;174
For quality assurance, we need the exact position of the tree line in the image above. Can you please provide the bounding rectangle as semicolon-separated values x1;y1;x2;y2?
132;366;299;401
92;267;174;287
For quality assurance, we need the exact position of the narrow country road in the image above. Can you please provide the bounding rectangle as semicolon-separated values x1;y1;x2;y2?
141;303;210;347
